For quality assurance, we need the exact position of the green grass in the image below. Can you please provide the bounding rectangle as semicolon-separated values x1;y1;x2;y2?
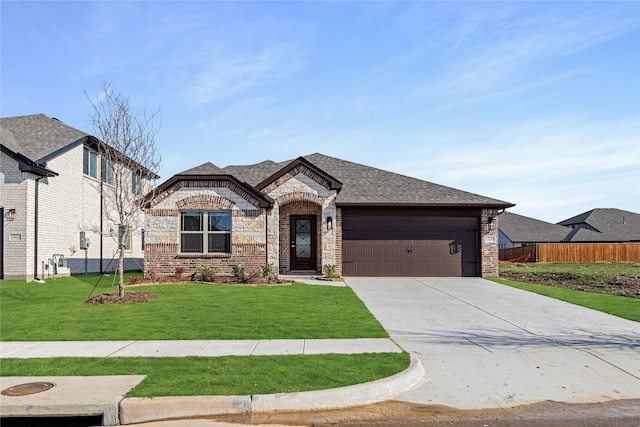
0;275;387;341
0;353;410;397
490;278;640;322
499;262;640;282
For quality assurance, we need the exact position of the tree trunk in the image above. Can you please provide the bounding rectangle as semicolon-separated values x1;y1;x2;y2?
118;248;125;298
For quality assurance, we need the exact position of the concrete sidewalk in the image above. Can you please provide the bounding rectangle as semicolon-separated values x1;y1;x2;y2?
0;338;401;358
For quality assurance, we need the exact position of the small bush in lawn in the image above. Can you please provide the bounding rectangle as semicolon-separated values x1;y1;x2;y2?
129;276;142;285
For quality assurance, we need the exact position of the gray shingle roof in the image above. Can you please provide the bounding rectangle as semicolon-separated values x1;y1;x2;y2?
180;162;226;175
499;211;577;243
558;208;640;242
216;153;513;207
0;114;89;162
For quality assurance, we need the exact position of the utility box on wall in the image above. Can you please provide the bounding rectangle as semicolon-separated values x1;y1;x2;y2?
79;231;90;249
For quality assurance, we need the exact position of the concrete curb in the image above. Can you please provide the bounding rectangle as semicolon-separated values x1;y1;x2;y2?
119;352;425;425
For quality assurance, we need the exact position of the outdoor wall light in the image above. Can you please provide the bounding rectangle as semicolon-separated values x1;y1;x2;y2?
487;215;495;231
6;209;16;221
326;216;333;231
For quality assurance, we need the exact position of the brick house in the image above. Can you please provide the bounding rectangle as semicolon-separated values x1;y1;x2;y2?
143;154;513;278
0;114;153;281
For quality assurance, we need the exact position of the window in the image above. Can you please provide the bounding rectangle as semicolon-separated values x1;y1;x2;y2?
83;147;98;178
180;211;231;254
132;172;142;196
118;225;131;250
101;158;114;185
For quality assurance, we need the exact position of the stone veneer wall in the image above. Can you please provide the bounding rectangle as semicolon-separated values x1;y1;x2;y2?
264;169;338;275
145;186;268;278
480;208;500;277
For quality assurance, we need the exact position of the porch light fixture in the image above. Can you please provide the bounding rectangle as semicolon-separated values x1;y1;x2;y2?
326;216;333;231
6;209;16;221
487;215;495;231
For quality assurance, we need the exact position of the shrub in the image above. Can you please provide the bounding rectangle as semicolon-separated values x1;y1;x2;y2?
262;263;275;281
193;264;216;282
145;268;157;281
129;276;142;285
323;264;337;278
174;266;185;277
232;264;246;280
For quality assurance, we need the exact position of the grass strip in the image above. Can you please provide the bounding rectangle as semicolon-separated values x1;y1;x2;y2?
499;262;640;281
490;278;640;322
0;353;410;397
0;276;387;340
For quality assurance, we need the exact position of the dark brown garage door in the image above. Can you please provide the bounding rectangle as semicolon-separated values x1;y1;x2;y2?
342;215;478;277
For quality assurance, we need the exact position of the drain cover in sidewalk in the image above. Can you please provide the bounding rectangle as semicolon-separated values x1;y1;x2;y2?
1;382;56;396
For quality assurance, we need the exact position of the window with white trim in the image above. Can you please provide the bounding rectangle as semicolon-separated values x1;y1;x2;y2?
180;211;231;254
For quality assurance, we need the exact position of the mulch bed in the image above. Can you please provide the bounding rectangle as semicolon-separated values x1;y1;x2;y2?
85;292;156;305
499;272;640;299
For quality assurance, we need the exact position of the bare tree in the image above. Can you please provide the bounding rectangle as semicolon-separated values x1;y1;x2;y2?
87;83;161;297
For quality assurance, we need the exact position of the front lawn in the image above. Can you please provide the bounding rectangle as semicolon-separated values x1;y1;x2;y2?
0;275;387;341
0;275;409;397
0;353;409;397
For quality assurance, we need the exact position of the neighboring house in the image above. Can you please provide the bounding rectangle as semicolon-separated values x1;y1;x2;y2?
143;154;514;278
498;209;640;249
558;208;640;242
498;211;589;249
1;114;153;281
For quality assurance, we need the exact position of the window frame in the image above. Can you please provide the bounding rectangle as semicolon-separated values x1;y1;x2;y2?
132;171;142;196
179;211;232;254
101;158;114;185
83;146;98;179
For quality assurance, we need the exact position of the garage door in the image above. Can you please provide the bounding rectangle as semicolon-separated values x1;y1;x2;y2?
342;215;478;277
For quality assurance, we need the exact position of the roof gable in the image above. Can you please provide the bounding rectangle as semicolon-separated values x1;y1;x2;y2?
255;156;343;193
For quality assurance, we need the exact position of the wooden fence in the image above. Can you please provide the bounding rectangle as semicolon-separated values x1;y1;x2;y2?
500;243;640;263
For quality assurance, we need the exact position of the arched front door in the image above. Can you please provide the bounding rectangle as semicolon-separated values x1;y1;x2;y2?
290;215;317;271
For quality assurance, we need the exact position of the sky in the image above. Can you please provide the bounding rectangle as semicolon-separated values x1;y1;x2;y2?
1;1;639;223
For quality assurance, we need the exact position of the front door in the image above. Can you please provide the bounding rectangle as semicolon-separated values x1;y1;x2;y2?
290;215;317;271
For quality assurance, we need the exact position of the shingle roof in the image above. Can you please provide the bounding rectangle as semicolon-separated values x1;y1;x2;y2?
216;153;513;207
180;162;226;175
0;114;89;162
498;211;578;243
558;208;640;242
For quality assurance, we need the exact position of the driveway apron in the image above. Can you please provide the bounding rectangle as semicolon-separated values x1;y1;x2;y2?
346;277;640;410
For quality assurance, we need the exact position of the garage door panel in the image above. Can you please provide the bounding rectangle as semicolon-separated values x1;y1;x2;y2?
342;215;478;277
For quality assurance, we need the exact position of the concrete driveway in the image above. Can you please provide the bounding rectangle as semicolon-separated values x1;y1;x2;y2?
346;277;640;410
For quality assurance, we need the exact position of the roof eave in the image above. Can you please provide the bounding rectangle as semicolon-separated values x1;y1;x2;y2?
336;202;516;209
0;144;58;177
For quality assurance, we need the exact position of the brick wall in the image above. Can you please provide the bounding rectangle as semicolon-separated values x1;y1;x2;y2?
144;183;268;278
1;151;31;280
480;208;500;277
278;200;322;273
